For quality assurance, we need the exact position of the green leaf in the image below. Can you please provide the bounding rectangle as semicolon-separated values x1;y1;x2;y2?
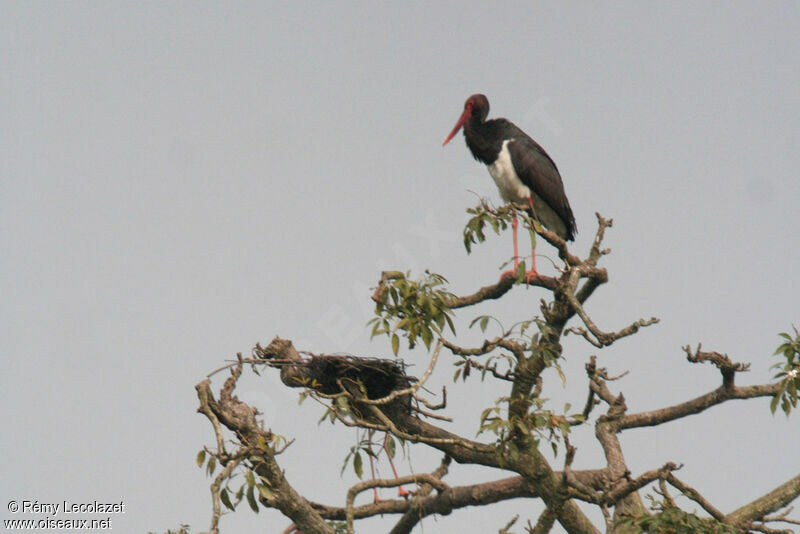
528;224;538;249
221;488;234;511
354;451;363;479
515;260;526;282
391;333;400;356
246;469;256;487
196;450;206;468
444;313;456;335
556;365;567;387
770;393;780;414
206;457;216;476
256;484;274;501
434;310;445;331
246;485;259;513
480;316;489;332
386;435;396;459
421;323;433;349
341;449;354;476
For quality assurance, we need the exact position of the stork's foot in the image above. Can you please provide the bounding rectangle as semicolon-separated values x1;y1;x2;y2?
499;269;540;284
372;486;411;503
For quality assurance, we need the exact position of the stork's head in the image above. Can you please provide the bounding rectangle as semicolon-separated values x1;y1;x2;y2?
443;94;489;146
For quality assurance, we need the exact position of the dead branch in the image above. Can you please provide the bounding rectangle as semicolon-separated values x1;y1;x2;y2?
747;524;794;534
208;451;247;534
684;343;751;388
603;463;680;505
442;335;525;359
528;508;557;534
762;506;800;526
196;372;335;534
346;472;450;534
617;381;781;430
562;272;658;347
665;473;726;521
726;473;800;529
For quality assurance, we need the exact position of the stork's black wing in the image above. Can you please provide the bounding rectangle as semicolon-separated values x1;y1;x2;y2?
506;127;576;241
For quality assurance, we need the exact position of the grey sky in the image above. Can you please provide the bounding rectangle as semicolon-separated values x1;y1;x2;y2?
2;3;799;533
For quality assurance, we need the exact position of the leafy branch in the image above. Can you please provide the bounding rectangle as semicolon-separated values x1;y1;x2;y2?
369;270;455;354
770;327;800;416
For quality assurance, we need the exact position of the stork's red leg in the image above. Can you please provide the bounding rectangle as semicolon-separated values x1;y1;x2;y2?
500;211;521;281
512;211;520;271
525;198;540;283
384;434;410;498
367;433;381;503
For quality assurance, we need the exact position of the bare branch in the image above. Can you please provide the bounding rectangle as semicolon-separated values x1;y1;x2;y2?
747;524;794;534
447;273;532;308
655;478;675;508
562;279;658;347
442;333;525;359
587;213;613;264
528;508;557;534
197;383;229;459
665;473;726;521
563;447;602;503
387;476;540;534
207;451;247;534
196;374;334;534
726;473;800;528
762;506;800;526
367;403;481;449
683;343;751;388
618;382;781;430
413;386;448;415
346;473;450;534
603;463;680;504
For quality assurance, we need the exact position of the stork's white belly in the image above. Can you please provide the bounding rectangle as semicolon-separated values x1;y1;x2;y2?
486;139;568;238
487;139;530;204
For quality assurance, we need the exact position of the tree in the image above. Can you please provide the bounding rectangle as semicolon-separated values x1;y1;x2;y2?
192;203;800;534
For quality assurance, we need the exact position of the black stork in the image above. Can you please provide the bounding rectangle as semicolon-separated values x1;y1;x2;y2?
443;94;576;281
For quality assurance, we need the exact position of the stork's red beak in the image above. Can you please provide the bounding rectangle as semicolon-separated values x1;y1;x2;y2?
442;106;471;146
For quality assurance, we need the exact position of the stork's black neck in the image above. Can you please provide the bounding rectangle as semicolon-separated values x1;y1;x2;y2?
464;117;521;166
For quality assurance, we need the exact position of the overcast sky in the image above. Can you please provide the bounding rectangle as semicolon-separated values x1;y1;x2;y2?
2;3;799;533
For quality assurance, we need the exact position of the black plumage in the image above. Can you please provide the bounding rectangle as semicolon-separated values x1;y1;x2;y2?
445;94;576;241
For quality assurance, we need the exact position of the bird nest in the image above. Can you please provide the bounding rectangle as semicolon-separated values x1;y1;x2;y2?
255;344;417;413
302;354;414;399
